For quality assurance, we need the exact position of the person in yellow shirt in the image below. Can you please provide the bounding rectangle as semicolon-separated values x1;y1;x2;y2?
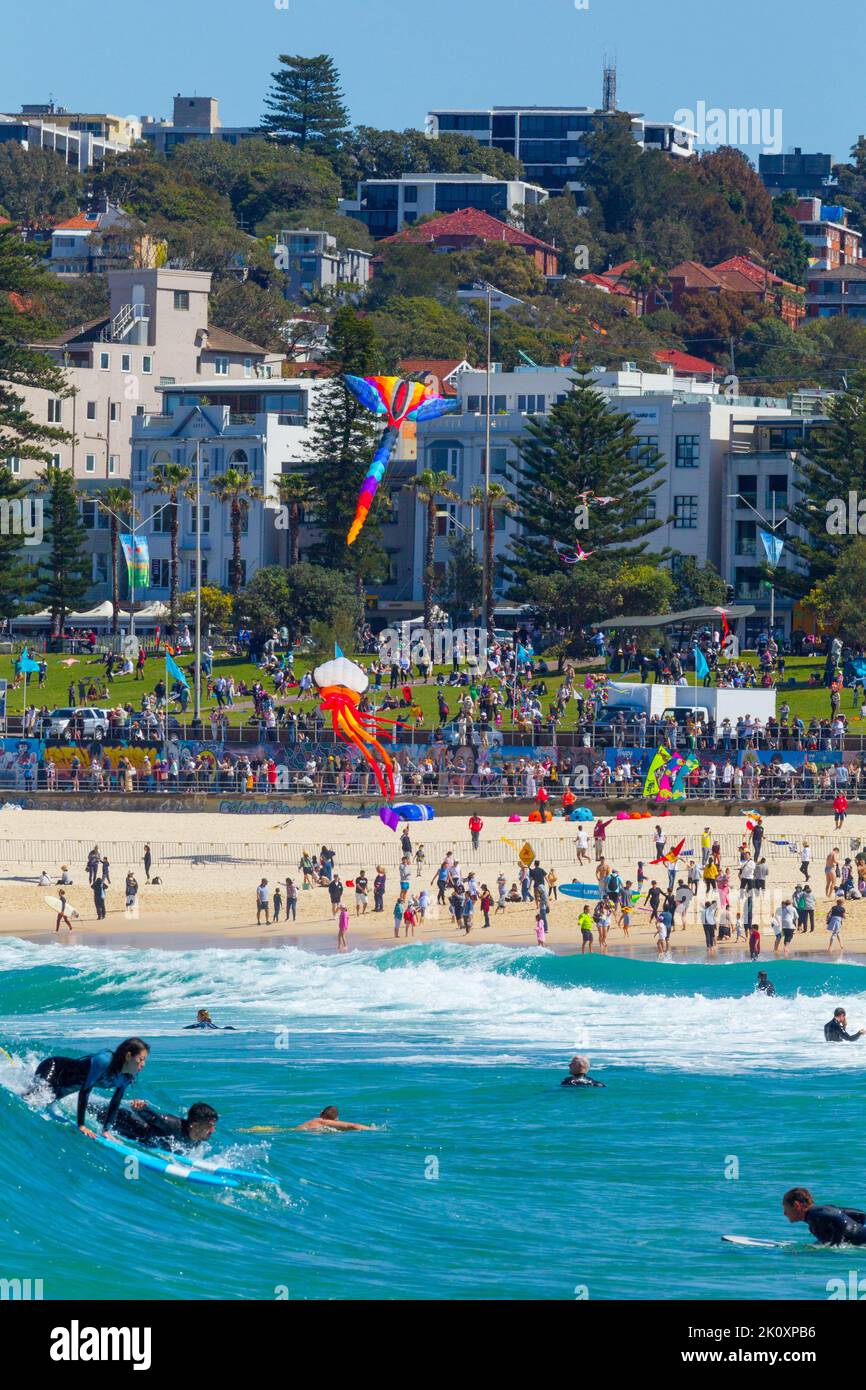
578;907;594;954
703;858;719;894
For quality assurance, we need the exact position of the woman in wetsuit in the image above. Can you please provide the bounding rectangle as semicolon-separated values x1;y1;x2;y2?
30;1037;150;1134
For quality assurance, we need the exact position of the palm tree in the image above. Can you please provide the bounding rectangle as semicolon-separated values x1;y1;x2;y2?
405;469;459;628
470;482;518;633
96;486;136;634
622;259;670;318
145;462;193;635
210;467;262;598
272;472;312;567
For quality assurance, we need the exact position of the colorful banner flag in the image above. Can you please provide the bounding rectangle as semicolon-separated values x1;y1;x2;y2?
121;534;149;589
759;529;785;569
694;646;709;681
166;651;188;689
18;648;40;674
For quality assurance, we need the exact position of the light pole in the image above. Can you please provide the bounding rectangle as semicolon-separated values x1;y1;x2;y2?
482;282;493;633
194;438;203;724
728;491;788;641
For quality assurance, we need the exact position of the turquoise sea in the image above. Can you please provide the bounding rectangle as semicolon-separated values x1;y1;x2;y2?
1;937;864;1301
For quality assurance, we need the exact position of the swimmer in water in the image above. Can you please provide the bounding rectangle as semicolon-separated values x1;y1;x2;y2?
560;1055;605;1088
823;1007;865;1042
782;1186;866;1245
27;1038;150;1135
756;971;776;997
294;1106;375;1132
183;1009;235;1030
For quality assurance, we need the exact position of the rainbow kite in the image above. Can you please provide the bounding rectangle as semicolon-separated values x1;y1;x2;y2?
344;375;459;545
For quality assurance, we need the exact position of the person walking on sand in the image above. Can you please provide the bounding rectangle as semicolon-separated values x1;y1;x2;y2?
93;875;106;921
284;878;297;922
55;889;74;933
328;874;344;916
547;867;558;901
827;902;846;954
578;906;594;954
468;813;483;852
272;883;283;923
100;855;110;886
575;826;590;865
355;870;369;915
256;879;270;925
125;872;138;914
393;899;404;938
799;841;811;882
143;844;152;883
535;912;547;947
825;849;840;899
337;904;349;953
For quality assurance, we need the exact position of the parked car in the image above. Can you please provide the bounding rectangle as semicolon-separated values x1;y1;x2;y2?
45;707;112;739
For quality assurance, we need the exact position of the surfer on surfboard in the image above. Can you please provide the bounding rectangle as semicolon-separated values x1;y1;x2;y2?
783;1187;866;1246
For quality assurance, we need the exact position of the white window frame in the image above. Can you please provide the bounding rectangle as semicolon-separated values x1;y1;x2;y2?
99;352;110;370
85;454;96;473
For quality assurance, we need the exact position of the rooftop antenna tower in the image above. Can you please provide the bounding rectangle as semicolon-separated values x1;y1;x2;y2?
602;57;617;113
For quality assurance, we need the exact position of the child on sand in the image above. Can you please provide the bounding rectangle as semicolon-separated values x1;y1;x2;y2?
535;914;547;947
337;905;349;952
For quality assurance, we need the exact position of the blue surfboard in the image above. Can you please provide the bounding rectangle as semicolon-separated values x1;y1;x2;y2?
560;883;641;903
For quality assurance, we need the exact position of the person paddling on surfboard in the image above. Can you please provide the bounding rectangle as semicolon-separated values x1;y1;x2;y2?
783;1187;866;1246
183;1009;235;1031
28;1038;150;1135
295;1106;375;1132
92;1100;219;1150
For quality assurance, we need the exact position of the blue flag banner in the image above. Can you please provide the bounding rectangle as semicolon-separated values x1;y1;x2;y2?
18;648;40;674
166;651;188;688
694;647;709;681
759;529;785;569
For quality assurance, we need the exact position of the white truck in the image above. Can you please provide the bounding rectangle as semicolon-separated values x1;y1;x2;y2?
604;682;776;725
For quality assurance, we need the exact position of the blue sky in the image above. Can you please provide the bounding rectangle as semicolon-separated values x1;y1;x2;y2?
4;0;863;163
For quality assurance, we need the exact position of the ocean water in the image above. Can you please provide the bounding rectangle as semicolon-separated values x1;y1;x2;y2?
1;937;865;1301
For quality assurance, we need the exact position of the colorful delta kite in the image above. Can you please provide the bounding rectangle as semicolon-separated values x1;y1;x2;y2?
313;653;397;800
642;745;699;802
379;804;436;832
344;376;459;545
555;541;593;565
650;837;686;866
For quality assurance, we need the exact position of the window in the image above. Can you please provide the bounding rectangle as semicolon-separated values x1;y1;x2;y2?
99;352;110;370
142;356;152;374
403;185;418;203
634;494;657;524
85;454;96;473
244;357;253;379
110;402;119;422
673;495;698;529
51;453;62;468
92;553;109;585
628;436;658;466
487;447;509;477
174;291;190;311
228;449;249;472
151;504;169;534
675;434;700;468
385;489;400;525
436;504;458;537
384;550;399;584
48;398;63;423
517;395;546;413
428;441;462;482
86;401;97;421
735;519;757;556
226;508;249;535
121;353;131;373
190;505;210;534
225;558;246;587
5;456;20;474
737;474;758;507
189;557;208;587
160;377;176;387
214;356;229;376
108;455;119;475
151;558;170;588
766;473;788;510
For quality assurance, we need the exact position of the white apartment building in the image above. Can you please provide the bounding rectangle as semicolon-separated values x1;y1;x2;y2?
339;173;547;238
414;364;791;609
5;269;283;603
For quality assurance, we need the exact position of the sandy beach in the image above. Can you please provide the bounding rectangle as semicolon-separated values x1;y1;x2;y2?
1;805;865;956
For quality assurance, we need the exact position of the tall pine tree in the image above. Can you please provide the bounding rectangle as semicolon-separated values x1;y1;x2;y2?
260;55;349;155
0;465;38;618
507;369;667;597
303;307;388;594
0;223;70;464
36;466;90;635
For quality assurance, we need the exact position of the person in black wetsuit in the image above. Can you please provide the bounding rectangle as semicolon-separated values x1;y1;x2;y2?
183;1009;235;1030
561;1055;605;1088
28;1038;150;1133
783;1187;866;1245
824;1007;864;1042
92;1100;218;1150
756;971;776;997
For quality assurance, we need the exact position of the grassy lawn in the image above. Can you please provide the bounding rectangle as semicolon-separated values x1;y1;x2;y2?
0;648;843;734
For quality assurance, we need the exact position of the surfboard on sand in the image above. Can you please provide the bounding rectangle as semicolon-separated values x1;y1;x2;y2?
44;896;79;918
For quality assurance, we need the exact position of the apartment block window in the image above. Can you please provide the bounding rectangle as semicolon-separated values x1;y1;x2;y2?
190;505;210;534
189;558;208;587
673;495;699;529
436;503;458;537
174;291;190;311
92;553;109;585
47;398;63;423
487;447;509;476
766;473;788;510
52;453;62;468
214;356;229;376
151;504;169;534
675;434;700;468
403;185;418;203
110;402;119;422
151;558;170;588
160;377;175;387
108;455;119;475
85;454;96;473
142;356;152;374
5;457;20;474
121;353;131;373
737;474;758;507
99;352;110;370
384;550;400;584
517;394;545;413
628;436;658;466
225;558;246;587
385;489;400;524
244;357;253;379
86;401;97;421
634;494;657;524
226;509;249;535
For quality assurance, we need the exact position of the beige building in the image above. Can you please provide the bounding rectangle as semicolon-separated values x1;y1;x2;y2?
4;268;283;603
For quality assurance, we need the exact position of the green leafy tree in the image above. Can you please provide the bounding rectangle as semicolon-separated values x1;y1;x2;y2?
179;585;233;632
261;54;349;156
507;370;667;597
671;556;727;609
36;465;90;635
145;462;193;631
91;148;234;228
0;226;71;464
405;469;460;627
0;465;38;617
523;561;675;636
210;467;263;598
238;562;361;642
623;259;670;318
96;486;135;634
805;539;866;645
0;145;83;222
470;481;518;632
273;472;312;566
440;532;482;622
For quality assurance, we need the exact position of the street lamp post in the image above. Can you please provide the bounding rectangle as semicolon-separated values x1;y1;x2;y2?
482;283;493;634
728;491;788;641
194;438;202;724
98;496;172;643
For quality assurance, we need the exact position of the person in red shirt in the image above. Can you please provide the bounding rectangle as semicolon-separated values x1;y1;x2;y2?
562;788;576;812
834;793;849;830
266;759;278;790
536;784;550;820
468;814;483;850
